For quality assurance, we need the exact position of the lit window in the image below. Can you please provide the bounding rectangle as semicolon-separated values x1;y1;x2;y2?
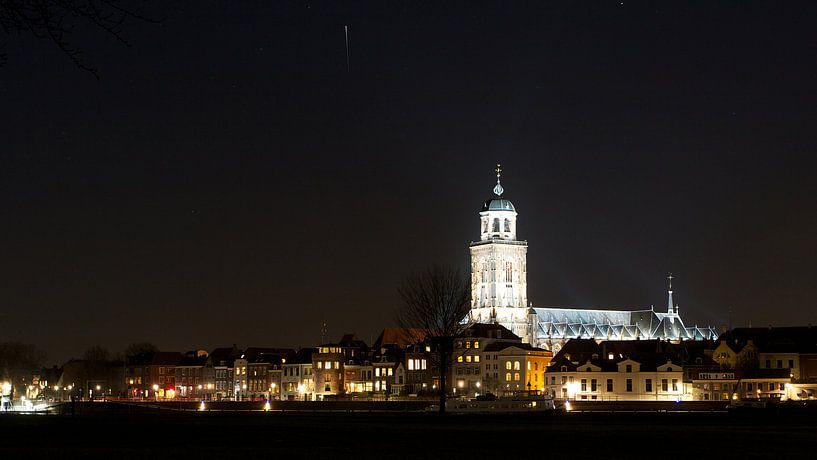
506;362;512;370
514;373;520;381
466;356;471;363
474;356;480;363
388;368;393;376
527;362;531;371
421;359;427;370
335;362;339;369
466;342;471;349
457;356;463;363
505;373;511;382
375;368;380;377
514;361;520;371
317;362;323;369
474;342;479;349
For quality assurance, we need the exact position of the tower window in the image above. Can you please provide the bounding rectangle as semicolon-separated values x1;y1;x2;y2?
504;219;511;232
505;262;513;282
492;219;500;232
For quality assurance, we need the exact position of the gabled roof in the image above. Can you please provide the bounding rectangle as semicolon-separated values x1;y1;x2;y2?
718;327;817;354
461;323;520;340
285;348;317;365
373;328;427;349
207;346;241;367
482;342;544;353
547;339;712;372
129;351;183;366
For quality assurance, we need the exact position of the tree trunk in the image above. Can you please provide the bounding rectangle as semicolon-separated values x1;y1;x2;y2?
438;348;447;415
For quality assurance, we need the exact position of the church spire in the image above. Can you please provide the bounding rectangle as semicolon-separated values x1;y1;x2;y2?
493;163;504;196
667;273;674;316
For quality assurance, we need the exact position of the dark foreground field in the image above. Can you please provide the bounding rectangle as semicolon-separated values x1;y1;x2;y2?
1;409;815;459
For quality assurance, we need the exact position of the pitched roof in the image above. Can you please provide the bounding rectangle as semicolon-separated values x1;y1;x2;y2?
285;348;317;365
718;327;817;354
373;328;427;349
461;323;520;340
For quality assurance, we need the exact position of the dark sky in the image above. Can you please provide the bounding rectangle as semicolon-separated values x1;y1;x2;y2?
2;1;816;364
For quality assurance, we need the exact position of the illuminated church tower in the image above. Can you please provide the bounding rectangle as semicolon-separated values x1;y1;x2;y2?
468;165;530;340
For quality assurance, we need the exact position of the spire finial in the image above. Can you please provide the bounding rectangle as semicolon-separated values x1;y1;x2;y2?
667;273;674;316
667;272;673;291
493;163;504;196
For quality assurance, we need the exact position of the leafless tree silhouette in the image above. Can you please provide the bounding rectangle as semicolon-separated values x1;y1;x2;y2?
0;0;157;77
396;265;471;414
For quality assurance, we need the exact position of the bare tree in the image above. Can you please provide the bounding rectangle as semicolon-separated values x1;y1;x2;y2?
0;0;157;77
83;345;110;362
0;341;46;396
396;265;471;414
124;342;157;359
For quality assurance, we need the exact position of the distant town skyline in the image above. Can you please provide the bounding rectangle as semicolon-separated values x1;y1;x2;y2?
2;1;816;363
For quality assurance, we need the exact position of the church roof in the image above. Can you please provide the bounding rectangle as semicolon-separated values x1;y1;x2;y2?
482;198;516;212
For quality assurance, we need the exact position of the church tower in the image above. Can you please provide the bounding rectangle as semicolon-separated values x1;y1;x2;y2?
469;165;530;340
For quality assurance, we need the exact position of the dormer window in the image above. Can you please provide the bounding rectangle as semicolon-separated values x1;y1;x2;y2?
560;365;567;372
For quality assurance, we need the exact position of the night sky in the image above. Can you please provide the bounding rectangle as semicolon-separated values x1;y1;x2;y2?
2;1;816;364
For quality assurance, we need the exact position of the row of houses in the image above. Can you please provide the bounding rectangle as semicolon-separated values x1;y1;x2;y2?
25;326;817;402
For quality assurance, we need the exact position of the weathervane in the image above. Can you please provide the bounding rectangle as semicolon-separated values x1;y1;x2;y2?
493;163;504;196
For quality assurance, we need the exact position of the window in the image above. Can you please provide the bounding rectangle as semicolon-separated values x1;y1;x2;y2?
514;361;521;371
505;262;513;282
375;368;380;377
474;356;480;363
626;379;632;392
466;356;471;363
505;373;511;382
408;360;414;371
561;376;567;385
492;219;500;232
765;360;771;368
458;356;463;363
591;379;597;392
672;379;678;392
335;362;339;369
474;342;479;349
667;367;672;372
561;365;567;372
646;379;652;392
662;379;669;392
625;364;632;373
789;359;795;369
421;359;427;370
551;376;556;385
514;373;520;381
747;383;753;391
506;362;512;370
581;379;587;392
606;379;613;392
324;383;330;391
504;219;511;232
777;360;783;369
388;368;393;376
466;341;471;349
534;363;538;371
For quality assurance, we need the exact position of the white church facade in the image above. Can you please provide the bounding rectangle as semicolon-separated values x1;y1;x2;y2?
467;165;718;352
